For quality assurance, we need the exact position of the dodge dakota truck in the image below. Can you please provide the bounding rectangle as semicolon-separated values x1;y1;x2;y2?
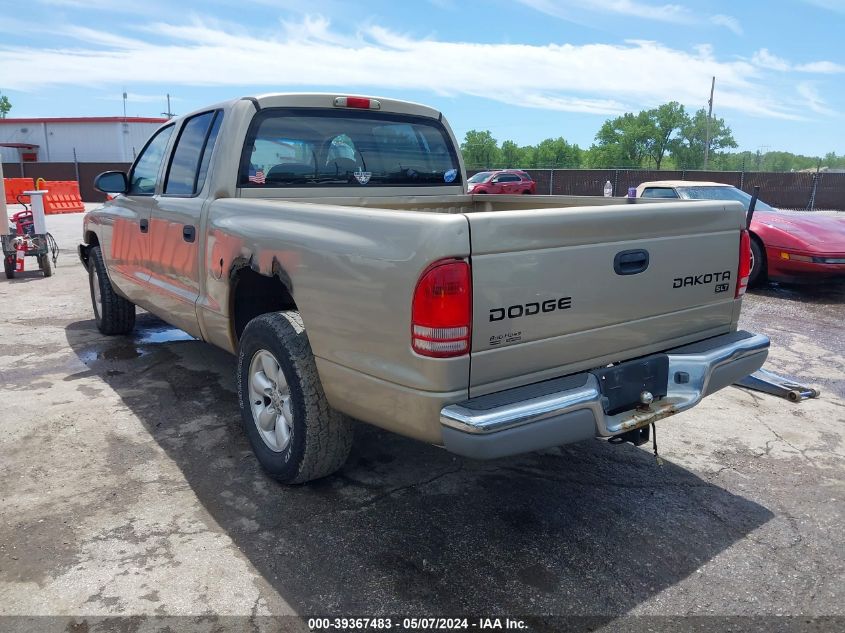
79;93;769;483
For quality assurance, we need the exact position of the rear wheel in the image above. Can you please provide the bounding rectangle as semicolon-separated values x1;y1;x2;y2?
88;245;136;334
749;237;766;286
3;255;14;279
237;311;353;484
38;254;53;277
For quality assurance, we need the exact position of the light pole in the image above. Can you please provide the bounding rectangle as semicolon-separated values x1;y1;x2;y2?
703;76;715;169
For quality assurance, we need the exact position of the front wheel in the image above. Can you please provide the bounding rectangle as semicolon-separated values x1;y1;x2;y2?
237;311;353;484
3;255;14;279
749;237;766;286
88;245;136;334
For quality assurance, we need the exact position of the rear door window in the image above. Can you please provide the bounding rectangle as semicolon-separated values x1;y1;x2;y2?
164;110;223;195
240;108;461;188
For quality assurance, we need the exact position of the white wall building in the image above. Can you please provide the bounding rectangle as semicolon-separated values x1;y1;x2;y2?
0;117;168;163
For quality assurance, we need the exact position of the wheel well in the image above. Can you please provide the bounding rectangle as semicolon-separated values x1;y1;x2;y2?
80;231;100;269
231;266;296;341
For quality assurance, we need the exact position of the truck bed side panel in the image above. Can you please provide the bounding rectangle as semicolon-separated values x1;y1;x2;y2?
200;199;472;396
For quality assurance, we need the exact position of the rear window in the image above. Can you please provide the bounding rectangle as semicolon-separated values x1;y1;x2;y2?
468;171;492;183
240;108;461;188
641;187;679;199
676;186;776;211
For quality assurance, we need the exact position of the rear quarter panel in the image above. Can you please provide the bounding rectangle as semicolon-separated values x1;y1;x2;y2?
200;199;472;395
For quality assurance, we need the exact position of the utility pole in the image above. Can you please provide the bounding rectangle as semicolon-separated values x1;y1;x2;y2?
122;89;127;118
703;76;715;169
161;93;176;119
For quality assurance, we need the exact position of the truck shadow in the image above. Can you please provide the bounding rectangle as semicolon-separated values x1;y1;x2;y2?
65;314;773;620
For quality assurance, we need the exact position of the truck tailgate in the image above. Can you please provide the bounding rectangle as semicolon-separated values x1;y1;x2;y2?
468;200;746;396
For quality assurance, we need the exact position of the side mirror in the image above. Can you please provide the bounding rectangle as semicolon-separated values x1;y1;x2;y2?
94;171;128;194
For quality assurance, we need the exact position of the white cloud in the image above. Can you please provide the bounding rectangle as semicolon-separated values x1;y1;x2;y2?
0;16;805;119
709;14;743;35
516;0;743;33
795;60;845;73
516;0;694;23
752;48;791;71
802;0;845;12
751;48;845;73
797;82;836;116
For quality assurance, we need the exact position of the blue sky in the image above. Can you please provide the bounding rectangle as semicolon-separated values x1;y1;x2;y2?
0;0;842;156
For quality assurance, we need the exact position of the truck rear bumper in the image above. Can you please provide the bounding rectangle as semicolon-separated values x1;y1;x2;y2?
440;330;769;459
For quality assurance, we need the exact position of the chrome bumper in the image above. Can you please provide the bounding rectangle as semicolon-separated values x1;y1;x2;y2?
440;331;770;459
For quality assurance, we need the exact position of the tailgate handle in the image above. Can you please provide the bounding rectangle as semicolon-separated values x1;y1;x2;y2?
614;249;649;275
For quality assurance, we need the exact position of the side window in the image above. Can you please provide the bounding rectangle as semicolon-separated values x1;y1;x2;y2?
641;187;679;199
164;110;222;195
128;125;174;195
195;112;223;193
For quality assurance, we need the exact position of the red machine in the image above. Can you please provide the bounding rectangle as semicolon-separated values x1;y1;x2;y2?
3;199;58;279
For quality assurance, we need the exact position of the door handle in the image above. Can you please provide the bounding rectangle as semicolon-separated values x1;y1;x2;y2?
139;219;148;233
182;225;196;243
614;249;650;275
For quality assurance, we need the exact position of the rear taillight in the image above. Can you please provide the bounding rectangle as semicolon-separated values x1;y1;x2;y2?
736;229;751;297
333;96;381;110
412;259;471;358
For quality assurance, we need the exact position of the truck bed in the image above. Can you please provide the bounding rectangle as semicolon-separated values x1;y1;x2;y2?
236;192;745;397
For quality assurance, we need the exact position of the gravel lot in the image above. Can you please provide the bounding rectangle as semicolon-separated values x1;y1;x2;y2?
1;209;843;632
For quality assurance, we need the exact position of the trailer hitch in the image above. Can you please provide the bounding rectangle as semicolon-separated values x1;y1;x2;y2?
733;368;820;402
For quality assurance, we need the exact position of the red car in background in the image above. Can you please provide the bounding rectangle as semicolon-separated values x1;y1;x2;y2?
637;181;845;285
467;169;536;194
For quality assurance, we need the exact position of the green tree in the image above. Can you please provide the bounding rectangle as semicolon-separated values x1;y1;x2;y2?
518;144;538;168
0;92;11;118
592;111;653;167
500;140;522;167
535;137;581;167
670;108;737;169
461;130;500;168
644;101;686;169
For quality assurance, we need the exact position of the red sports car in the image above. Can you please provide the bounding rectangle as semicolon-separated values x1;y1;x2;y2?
637;181;845;285
467;169;536;195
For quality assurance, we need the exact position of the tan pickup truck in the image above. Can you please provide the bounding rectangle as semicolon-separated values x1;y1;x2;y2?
79;93;769;483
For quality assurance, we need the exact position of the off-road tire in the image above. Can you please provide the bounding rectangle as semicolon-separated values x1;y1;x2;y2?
749;236;766;287
237;311;353;484
88;245;135;334
3;255;14;279
39;254;53;277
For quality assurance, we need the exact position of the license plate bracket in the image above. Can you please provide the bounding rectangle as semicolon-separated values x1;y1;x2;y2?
590;354;669;415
